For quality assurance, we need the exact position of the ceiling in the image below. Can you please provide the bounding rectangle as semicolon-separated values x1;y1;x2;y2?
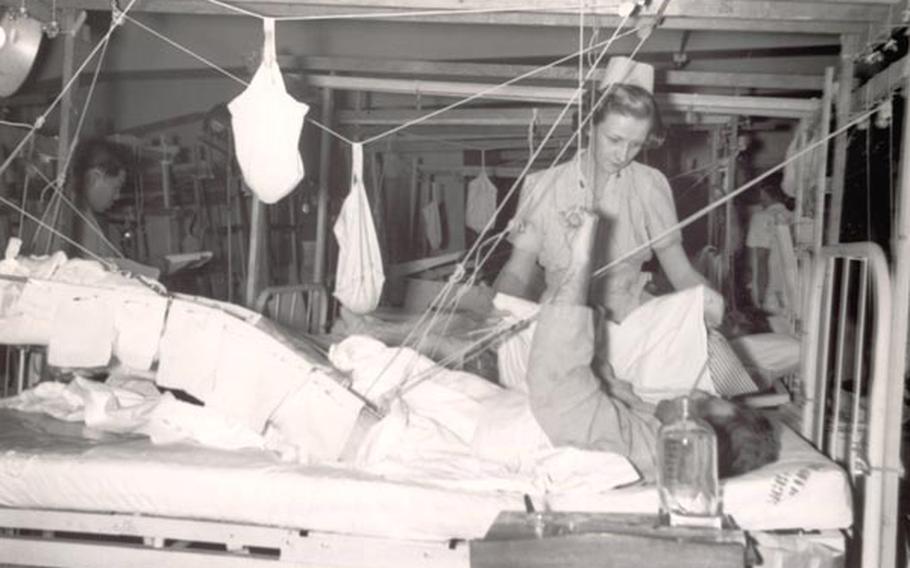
0;0;904;145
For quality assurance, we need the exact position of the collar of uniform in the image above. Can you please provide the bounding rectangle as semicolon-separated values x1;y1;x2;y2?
578;150;628;192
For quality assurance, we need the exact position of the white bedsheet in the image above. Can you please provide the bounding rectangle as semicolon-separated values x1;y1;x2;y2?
0;407;852;541
550;423;853;531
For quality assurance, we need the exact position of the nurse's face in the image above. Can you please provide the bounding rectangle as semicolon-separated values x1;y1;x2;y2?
592;112;651;176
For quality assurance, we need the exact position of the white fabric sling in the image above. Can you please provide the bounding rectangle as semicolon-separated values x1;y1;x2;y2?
333;143;385;314
466;169;497;234
228;18;309;204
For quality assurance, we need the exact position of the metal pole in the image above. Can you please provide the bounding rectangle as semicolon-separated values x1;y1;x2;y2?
16;348;25;395
876;55;910;568
825;34;858;245
813;67;835;255
43;12;77;254
313;86;334;284
723;118;737;308
244;194;265;308
707;127;720;250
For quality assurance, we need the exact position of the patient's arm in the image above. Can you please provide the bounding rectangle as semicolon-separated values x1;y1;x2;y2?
494;218;546;301
494;248;542;301
525;210;660;477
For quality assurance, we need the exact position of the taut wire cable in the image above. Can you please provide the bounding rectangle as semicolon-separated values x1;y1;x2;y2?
360;26;643;145
451;10;658;314
380;10;647;397
396;103;884;395
120;13;648;149
28;33;123;258
591;105;881;279
0;0;140;186
359;10;638;396
0;120;36;130
399;12;634;331
29;166;124;257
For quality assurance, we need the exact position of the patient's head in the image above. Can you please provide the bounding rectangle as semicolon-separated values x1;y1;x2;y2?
657;396;780;478
699;399;780;478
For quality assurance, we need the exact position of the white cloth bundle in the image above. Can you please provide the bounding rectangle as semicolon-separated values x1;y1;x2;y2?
606;285;716;403
333;143;385;314
228;18;309;204
466;170;497;234
421;200;443;250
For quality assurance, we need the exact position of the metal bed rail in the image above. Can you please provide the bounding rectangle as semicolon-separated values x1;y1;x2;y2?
254;282;332;335
798;241;898;568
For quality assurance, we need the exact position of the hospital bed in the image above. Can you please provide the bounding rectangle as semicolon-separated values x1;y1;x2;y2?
0;242;899;568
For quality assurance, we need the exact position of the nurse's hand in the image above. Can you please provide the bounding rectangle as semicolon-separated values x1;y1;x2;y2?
703;287;725;328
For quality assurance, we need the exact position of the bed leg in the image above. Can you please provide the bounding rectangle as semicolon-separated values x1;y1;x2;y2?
16;348;26;395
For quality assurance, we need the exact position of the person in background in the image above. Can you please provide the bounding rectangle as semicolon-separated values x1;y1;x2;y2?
745;179;794;312
45;139;159;279
68;139;128;259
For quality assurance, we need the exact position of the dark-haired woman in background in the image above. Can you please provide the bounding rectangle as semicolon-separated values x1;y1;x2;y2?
68;139;128;259
51;139;159;279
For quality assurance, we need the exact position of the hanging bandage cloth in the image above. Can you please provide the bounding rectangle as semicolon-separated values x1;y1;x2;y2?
421;181;443;251
228;18;309;204
465;169;497;234
333;143;385;315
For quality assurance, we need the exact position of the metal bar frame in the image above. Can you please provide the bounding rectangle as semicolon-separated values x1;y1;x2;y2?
798;241;893;568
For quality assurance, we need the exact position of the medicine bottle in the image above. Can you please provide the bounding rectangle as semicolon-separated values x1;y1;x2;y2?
657;397;722;528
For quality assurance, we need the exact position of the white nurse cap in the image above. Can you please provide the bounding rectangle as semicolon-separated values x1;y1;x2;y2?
599;56;655;93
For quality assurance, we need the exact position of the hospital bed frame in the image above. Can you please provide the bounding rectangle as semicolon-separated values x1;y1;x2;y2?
0;242;901;568
798;242;903;568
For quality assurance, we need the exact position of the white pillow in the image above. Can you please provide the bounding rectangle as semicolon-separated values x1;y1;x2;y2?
730;333;800;381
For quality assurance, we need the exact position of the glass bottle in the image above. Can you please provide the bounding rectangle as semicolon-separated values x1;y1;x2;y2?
657;397;722;528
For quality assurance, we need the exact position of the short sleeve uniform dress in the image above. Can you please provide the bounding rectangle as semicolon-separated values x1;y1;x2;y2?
510;152;682;321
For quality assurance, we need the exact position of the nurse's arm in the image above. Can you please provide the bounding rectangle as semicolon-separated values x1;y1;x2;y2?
656;242;709;290
656;242;724;326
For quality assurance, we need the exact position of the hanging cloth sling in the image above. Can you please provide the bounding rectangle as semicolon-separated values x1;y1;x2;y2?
228;18;309;204
465;156;497;234
333;143;385;314
421;181;443;251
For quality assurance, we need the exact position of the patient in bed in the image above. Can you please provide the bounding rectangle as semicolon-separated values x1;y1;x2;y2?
525;208;779;480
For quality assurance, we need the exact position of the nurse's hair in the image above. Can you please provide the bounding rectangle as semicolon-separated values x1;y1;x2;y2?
582;83;666;149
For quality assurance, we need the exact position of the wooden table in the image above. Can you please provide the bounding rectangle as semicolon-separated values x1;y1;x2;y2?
471;512;749;568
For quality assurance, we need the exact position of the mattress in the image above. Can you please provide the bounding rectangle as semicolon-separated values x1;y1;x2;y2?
0;408;852;541
550;418;854;531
